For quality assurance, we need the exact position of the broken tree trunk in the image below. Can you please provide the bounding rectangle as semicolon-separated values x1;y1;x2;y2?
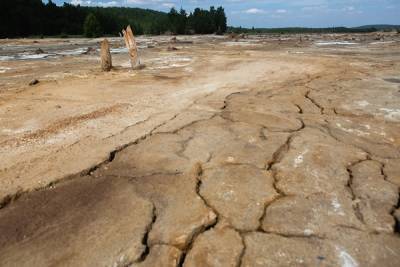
100;39;112;72
122;25;140;69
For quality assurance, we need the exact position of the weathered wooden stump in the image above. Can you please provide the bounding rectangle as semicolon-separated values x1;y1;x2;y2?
100;39;112;72
122;25;140;69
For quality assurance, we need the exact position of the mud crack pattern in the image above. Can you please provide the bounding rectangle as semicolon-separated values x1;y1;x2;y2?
1;38;400;267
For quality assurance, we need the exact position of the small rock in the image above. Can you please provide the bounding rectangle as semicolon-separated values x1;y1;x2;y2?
84;47;96;55
229;33;238;39
29;79;39;86
132;64;146;70
167;46;178;51
34;48;45;54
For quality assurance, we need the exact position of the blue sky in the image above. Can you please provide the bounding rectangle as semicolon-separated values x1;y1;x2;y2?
50;0;400;28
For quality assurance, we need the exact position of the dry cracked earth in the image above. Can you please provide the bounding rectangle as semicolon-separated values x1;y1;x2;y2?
1;33;400;266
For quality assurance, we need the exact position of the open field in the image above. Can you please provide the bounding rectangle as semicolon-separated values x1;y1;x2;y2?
1;33;400;266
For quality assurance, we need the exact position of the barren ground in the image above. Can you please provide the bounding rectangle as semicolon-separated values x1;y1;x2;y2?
0;33;400;266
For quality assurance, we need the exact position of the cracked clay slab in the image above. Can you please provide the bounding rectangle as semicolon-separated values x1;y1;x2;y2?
242;229;400;267
201;165;279;231
0;176;154;267
184;224;244;267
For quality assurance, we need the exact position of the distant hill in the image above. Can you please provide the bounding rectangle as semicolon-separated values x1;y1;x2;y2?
354;24;400;30
227;26;381;34
228;24;400;34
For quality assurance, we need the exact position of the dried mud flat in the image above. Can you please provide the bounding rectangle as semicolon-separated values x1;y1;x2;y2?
0;33;400;266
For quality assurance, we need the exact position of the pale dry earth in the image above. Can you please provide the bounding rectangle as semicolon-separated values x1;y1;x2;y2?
0;33;400;266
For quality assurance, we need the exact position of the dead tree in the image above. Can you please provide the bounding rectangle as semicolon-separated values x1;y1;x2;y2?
100;39;112;72
122;25;140;69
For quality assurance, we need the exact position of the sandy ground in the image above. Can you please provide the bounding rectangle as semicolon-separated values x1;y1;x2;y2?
0;33;400;266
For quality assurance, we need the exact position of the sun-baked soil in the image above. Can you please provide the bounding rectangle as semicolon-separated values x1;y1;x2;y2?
0;33;400;266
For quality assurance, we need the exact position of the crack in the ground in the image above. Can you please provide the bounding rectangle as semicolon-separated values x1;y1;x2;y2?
295;104;304;114
236;231;246;267
136;205;158;264
102;115;156;141
381;163;400;234
0;88;237;210
148;113;180;134
394;209;400;234
177;163;220;267
2;58;399;266
377;162;400;234
0;114;185;210
221;113;305;134
221;91;244;110
304;89;324;115
323;123;400;232
0;81;251;267
176;135;196;160
333;107;339;115
258;130;302;232
322;124;400;160
346;160;368;225
0;191;23;210
205;152;214;164
167;113;220;135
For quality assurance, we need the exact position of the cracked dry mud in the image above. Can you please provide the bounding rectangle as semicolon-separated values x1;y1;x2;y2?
1;34;400;266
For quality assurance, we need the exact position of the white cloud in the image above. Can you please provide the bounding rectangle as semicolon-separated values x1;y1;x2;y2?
162;3;175;9
98;1;118;7
71;0;118;6
71;0;92;5
343;6;355;11
244;8;266;14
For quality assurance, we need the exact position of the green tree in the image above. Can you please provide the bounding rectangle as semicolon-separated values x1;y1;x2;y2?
130;22;144;35
168;7;187;34
215;7;227;34
178;8;188;34
83;13;102;38
149;18;168;34
188;8;215;34
0;2;231;38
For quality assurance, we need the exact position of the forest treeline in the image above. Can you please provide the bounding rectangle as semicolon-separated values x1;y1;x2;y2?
3;1;394;38
228;26;385;34
0;0;227;38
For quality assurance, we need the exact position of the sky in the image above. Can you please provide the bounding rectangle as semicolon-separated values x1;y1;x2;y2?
50;0;400;28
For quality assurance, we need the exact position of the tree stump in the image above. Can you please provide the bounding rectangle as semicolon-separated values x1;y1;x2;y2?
122;25;140;69
100;39;112;72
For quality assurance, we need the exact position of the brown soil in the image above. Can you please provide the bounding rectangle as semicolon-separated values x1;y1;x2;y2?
0;33;399;266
